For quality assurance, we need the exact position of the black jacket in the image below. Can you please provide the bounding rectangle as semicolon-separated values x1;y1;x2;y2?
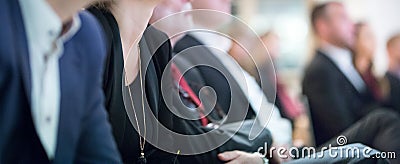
87;7;175;163
385;72;400;113
302;50;376;146
174;34;255;121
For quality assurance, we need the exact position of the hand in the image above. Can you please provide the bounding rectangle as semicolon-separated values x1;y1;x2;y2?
218;151;264;164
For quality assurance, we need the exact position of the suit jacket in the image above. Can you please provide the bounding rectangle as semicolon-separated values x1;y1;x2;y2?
174;34;255;122
0;1;121;163
173;35;271;163
87;7;176;163
386;72;400;113
302;50;376;146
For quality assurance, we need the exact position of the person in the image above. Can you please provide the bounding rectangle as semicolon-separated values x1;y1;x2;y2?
302;2;400;163
87;0;181;163
149;0;273;163
157;0;291;163
173;0;293;148
229;31;311;147
353;22;389;103
302;2;377;146
0;0;121;163
385;33;400;113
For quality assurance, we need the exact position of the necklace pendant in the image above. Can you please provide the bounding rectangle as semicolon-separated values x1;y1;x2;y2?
137;152;146;164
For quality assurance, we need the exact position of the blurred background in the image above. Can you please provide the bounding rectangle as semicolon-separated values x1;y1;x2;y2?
230;0;400;97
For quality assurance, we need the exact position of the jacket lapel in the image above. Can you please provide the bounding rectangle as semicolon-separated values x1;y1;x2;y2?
10;0;32;105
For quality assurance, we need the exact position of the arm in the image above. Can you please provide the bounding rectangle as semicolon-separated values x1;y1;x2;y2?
218;151;265;164
74;11;121;163
74;76;121;163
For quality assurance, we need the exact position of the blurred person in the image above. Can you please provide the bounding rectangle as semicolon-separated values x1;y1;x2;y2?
230;31;311;147
260;32;310;147
0;0;121;163
87;0;179;163
302;2;376;146
303;2;400;163
353;22;389;103
150;0;273;163
386;33;400;113
228;27;260;79
174;0;293;148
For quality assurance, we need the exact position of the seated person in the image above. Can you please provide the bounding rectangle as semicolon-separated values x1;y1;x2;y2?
0;0;120;162
303;2;400;163
149;0;272;163
303;1;377;146
90;0;271;163
386;33;400;113
353;22;390;104
171;0;293;148
88;0;178;163
229;31;312;147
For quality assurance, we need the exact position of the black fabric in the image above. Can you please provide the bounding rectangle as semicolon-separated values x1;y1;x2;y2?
172;35;272;163
320;109;400;164
302;50;376;146
174;34;256;121
87;7;175;163
385;72;400;113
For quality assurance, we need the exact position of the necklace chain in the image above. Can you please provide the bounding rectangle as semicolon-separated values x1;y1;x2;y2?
125;45;146;157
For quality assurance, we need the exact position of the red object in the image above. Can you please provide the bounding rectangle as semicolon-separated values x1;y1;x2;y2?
276;79;304;120
171;63;209;126
362;70;383;102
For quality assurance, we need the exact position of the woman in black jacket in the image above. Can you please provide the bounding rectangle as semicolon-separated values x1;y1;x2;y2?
87;0;175;163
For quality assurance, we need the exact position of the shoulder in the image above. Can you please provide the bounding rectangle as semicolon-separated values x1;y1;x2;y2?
73;11;106;65
144;26;172;69
305;52;329;74
174;35;200;53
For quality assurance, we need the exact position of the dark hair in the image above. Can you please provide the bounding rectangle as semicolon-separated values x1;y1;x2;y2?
91;1;115;11
311;2;342;32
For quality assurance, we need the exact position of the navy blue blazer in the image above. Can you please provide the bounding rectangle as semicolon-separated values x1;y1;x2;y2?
0;0;121;163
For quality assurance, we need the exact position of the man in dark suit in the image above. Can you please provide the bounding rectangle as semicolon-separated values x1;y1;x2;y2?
0;0;121;163
302;2;378;146
172;0;292;148
148;1;273;163
386;34;400;113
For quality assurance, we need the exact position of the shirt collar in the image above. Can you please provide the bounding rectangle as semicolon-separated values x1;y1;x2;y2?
19;0;81;54
61;15;81;42
320;43;353;67
19;0;62;54
189;30;232;52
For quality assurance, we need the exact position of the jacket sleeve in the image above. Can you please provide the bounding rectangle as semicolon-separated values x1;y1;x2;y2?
74;11;121;163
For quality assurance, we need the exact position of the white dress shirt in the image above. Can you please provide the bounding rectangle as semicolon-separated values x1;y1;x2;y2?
190;31;292;145
19;0;81;159
320;44;366;92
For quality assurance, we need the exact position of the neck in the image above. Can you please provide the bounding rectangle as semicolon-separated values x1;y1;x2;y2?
111;1;157;86
46;0;90;23
319;38;347;50
112;2;156;56
354;55;371;74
